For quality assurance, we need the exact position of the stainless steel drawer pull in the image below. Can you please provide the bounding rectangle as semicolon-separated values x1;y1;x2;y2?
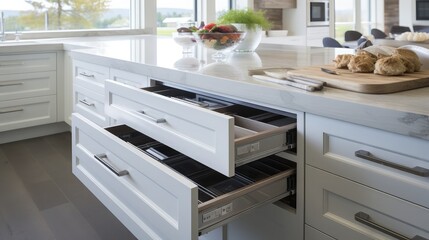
355;212;428;240
94;154;129;177
171;97;210;108
355;150;429;177
138;110;166;123
79;99;95;107
79;72;95;78
0;108;24;114
0;82;23;87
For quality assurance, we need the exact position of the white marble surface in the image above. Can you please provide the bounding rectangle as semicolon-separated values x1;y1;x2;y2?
1;35;428;140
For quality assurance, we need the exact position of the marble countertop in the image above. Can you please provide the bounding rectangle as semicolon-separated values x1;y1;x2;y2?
2;35;428;140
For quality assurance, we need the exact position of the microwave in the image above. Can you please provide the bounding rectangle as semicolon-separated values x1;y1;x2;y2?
308;0;330;26
416;0;429;20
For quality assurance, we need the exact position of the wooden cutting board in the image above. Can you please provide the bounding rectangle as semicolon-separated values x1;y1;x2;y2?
286;65;429;94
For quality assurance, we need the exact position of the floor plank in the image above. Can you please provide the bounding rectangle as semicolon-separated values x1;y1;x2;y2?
0;148;56;240
0;132;136;240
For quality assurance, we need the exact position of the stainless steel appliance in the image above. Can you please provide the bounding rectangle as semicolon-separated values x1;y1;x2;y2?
416;0;429;21
308;0;330;26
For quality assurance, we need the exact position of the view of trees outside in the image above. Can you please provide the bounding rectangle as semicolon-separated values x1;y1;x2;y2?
1;0;130;32
156;0;195;35
335;0;377;41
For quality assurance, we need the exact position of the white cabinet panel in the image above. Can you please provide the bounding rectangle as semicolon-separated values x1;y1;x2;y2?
72;113;198;240
110;68;151;88
0;53;56;74
105;80;297;177
74;60;109;94
306;166;429;240
306;114;429;209
0;71;56;101
72;113;297;239
0;95;57;131
305;225;335;240
74;84;108;127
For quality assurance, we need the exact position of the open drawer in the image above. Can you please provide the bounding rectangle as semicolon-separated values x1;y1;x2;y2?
105;80;297;177
72;113;296;239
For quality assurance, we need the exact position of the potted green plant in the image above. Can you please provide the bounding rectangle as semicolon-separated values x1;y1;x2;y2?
217;9;272;52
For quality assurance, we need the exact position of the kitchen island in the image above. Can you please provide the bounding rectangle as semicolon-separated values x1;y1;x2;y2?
2;35;428;239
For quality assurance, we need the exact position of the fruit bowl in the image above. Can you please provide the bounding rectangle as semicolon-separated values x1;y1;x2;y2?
172;32;197;53
193;32;246;59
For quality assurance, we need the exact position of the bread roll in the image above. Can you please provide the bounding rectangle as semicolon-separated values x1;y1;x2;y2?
393;49;421;71
374;55;407;76
347;55;376;73
333;54;354;69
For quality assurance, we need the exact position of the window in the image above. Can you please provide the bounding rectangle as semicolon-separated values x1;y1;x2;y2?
1;0;130;32
335;0;355;41
216;0;231;19
156;0;196;35
335;0;380;41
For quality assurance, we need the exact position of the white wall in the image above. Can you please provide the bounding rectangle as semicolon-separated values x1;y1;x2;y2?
282;0;307;36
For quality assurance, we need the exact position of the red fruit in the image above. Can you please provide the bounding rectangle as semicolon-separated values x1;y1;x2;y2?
215;25;234;33
204;23;216;31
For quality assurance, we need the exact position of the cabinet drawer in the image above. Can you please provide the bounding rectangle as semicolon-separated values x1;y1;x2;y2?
0;71;56;101
74;60;109;94
72;113;296;239
306;166;429;240
74;84;108;127
305;225;335;240
306;114;429;209
109;68;151;88
105;80;297;177
0;95;57;132
0;53;56;74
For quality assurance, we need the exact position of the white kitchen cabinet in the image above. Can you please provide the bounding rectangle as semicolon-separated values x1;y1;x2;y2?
72;113;297;240
0;52;58;132
305;225;335;240
0;53;56;74
0;96;57;132
109;68;152;88
71;64;302;239
74;60;109;94
306;26;330;47
306;166;429;239
306;113;429;209
74;84;108;127
104;80;297;177
0;71;56;101
305;113;429;239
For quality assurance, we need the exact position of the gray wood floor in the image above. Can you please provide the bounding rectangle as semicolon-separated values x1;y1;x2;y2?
0;132;137;240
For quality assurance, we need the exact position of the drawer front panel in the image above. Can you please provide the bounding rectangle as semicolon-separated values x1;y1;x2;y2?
0;95;57;132
0;71;56;101
0;53;56;74
306;114;429;208
74;85;108;127
105;80;235;176
72;114;198;240
110;68;151;88
306;166;429;239
74;61;109;94
305;225;335;240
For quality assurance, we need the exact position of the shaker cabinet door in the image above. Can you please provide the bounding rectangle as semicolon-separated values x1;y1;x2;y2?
72;113;199;240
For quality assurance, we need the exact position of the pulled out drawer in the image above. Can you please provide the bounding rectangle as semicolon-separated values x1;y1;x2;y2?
72;113;296;239
105;81;297;177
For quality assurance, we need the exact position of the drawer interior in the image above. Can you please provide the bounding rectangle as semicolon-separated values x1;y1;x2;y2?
145;85;298;153
107;124;297;231
145;85;233;110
